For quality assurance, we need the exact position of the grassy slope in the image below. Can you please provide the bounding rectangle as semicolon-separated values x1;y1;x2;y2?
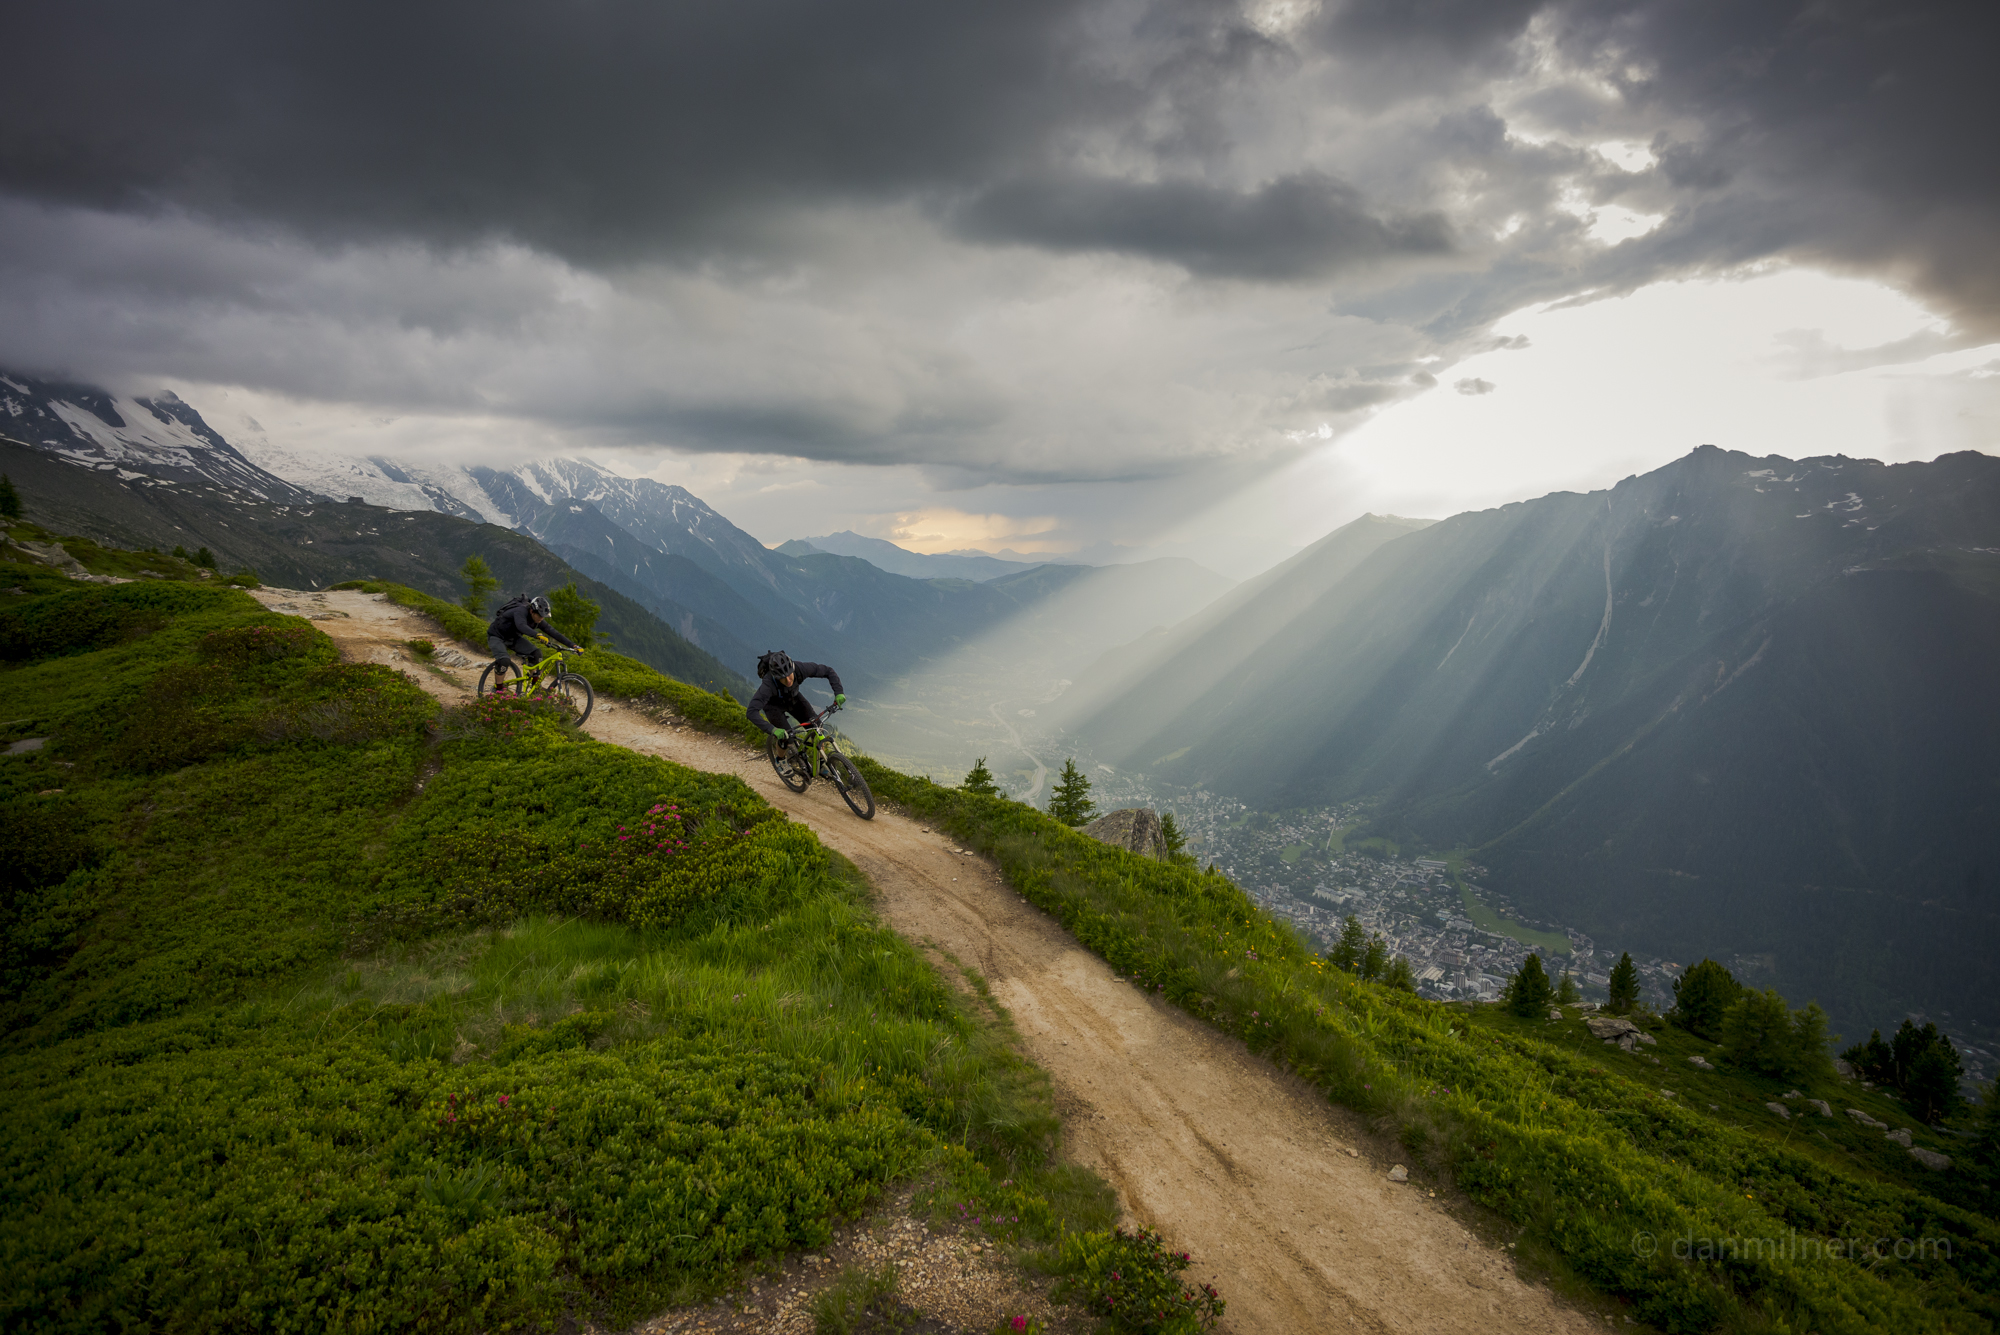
854;763;1999;1335
7;547;1997;1334
0;577;1111;1331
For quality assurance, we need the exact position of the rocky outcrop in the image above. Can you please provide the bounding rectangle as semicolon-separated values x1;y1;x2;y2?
1909;1146;1952;1170
1846;1108;1888;1129
1080;808;1167;860
1766;1102;1791;1119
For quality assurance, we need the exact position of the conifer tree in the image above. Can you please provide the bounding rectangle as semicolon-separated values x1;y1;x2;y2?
1047;759;1096;827
1670;959;1741;1040
1385;955;1417;992
172;544;188;559
961;757;1000;796
1554;968;1581;1005
1505;954;1554;1016
0;472;20;520
1161;811;1189;862
1606;952;1640;1015
548;581;600;648
459;555;500;615
193;546;216;569
1331;915;1365;971
1360;934;1389;982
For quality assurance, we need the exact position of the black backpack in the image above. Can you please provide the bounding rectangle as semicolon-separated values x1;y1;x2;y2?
491;593;530;624
757;649;794;681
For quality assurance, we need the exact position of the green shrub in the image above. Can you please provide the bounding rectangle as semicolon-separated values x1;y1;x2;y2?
0;581;240;662
1050;1226;1223;1334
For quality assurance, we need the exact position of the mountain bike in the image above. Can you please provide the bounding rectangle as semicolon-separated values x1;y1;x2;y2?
476;638;594;725
768;702;874;819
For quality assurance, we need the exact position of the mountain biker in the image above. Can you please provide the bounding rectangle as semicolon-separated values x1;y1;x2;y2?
747;650;846;747
487;593;581;692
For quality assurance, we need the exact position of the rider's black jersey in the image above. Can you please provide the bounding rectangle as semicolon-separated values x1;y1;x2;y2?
488;602;577;650
746;661;843;736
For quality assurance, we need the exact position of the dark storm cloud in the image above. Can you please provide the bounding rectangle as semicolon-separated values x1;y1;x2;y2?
957;172;1452;279
1544;0;2000;330
2;0;1198;262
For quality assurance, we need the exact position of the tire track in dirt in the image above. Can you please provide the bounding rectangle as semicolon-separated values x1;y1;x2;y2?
260;588;1599;1335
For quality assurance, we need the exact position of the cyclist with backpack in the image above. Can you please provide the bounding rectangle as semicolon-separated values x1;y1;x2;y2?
747;650;846;747
487;593;581;692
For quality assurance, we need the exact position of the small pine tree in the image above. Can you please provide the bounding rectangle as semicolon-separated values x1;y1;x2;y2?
1720;988;1794;1075
459;555;500;615
193;546;216;569
1606;952;1640;1015
172;544;188;559
1360;934;1389;982
1161;811;1189;862
1505;954;1554;1016
1842;1029;1895;1085
1889;1020;1965;1121
1670;958;1742;1040
1384;954;1416;992
1047;759;1097;827
1331;916;1365;972
1554;969;1581;1005
0;473;21;520
961;757;1000;797
547;582;600;649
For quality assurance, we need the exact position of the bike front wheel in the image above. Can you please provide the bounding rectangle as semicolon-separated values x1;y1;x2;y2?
549;671;594;726
826;748;875;820
477;659;522;698
768;735;810;792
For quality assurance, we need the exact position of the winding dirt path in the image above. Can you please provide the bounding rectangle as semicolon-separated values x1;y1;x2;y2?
258;588;1599;1335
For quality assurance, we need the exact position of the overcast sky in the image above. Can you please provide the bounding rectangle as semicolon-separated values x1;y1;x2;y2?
4;0;1996;574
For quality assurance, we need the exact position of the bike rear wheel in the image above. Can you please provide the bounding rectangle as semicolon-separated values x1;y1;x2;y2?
827;748;875;819
768;734;810;792
549;671;594;726
477;659;522;698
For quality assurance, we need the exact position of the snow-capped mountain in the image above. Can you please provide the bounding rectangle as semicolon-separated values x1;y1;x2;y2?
1;371;315;504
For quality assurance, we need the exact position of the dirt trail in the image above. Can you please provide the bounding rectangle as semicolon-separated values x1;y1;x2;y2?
259;588;1598;1335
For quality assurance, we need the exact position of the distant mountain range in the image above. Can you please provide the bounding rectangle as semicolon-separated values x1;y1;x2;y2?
780;532;1048;581
1;371;1239;771
1058;445;2000;1037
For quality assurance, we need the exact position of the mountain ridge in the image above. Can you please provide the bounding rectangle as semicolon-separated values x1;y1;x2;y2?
1059;445;2000;1036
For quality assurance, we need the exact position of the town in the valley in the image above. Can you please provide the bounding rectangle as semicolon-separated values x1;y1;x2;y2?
1070;768;1995;1093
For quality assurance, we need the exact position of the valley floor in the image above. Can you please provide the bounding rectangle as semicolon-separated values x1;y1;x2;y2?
261;587;1600;1334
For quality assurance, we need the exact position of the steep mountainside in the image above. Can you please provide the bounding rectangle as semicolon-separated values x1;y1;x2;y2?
1;372;317;504
1063;447;2000;1035
0;437;749;697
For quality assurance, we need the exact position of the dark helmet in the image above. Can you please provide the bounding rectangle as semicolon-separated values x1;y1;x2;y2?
759;649;795;680
529;595;552;617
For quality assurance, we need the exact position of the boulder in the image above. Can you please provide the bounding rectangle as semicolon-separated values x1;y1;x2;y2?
1908;1146;1952;1171
1635;1032;1657;1046
1806;1099;1832;1118
1765;1102;1791;1119
1686;1055;1714;1071
1846;1108;1888;1130
1387;1164;1409;1183
1834;1059;1856;1079
1079;808;1167;860
1586;1016;1642;1040
1548;1009;1565;1021
1885;1128;1913;1148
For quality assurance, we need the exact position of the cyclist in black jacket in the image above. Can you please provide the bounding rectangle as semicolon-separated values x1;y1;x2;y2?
487;594;580;689
746;650;845;745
